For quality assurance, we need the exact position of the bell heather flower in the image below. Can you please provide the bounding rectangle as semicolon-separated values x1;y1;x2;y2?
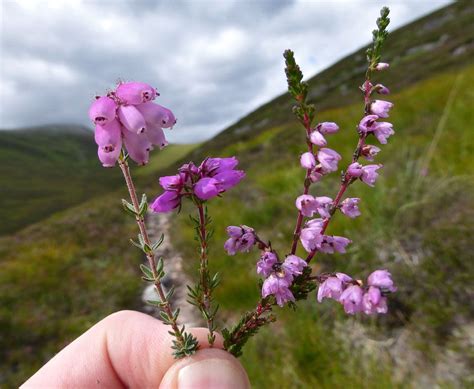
295;195;319;217
88;96;117;125
94;119;122;151
150;190;181;213
367;269;397;292
98;145;121;168
309;130;327;147
282;255;307;277
361;145;381;161
224;225;255;255
361;164;383;186
118;105;147;134
317;148;341;172
339;285;364;314
116;81;157;105
122;129;152;165
340;198;361;218
347;162;363;178
370;100;393;118
257;251;278;278
375;62;389;71
317;122;339;134
146;125;168;149
261;273;295;307
362;286;388;315
373;122;395;144
194;177;220;200
300;152;316;169
159;174;185;191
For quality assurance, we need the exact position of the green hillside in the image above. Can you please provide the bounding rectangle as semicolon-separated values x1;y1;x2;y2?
1;2;473;387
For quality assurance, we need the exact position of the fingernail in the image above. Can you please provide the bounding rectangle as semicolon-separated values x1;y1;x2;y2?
178;358;249;389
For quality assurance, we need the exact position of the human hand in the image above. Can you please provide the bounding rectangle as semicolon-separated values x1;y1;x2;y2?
21;310;250;388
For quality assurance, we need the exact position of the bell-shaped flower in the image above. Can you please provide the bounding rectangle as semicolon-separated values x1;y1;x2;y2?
94;118;122;149
122;130;152;165
282;255;307;277
317;122;339;134
367;269;397;292
146;123;168;149
261;273;295;307
339;285;363;314
256;251;278;278
150;190;181;213
88;96;117;126
340;198;361;218
309;130;327;146
360;164;383;187
97;144;121;168
118;105;147;134
370;100;393;118
295;195;319;217
300;152;316;169
373;122;394;144
194;177;220;200
317;148;341;172
136;102;176;129
358;115;379;133
315;196;333;218
116;81;157;105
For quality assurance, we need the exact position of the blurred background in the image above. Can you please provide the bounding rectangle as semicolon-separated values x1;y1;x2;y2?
1;0;473;387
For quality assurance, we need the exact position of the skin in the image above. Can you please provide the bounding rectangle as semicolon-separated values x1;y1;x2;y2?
22;310;250;389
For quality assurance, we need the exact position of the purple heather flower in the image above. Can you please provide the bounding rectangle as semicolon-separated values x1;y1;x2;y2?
339;285;364;314
116;81;157;105
361;164;383;187
336;272;353;283
317;122;339;134
375;84;390;95
367;270;397;292
340;198;361;218
282;255;307;277
150;190;181;213
122;130;152;165
98;144;121;168
373;122;395;144
361;145;381;161
358;115;379;133
370;100;393;118
88;96;117;126
317;276;344;302
146;125;168;149
309;169;324;183
94;118;122;150
159;174;185;191
118;104;147;134
226;225;245;238
347;162;363;178
224;226;255;255
295;195;319;217
362;286;388;315
300;152;316;169
262;273;295;307
318;235;351;254
309;130;327;147
194;177;220;200
213;170;245;191
315;196;333;218
136;102;176;129
300;219;324;252
201;157;239;175
257;251;278;278
317;148;341;172
375;62;389;71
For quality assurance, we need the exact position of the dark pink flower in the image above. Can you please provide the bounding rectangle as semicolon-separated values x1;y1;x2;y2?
213;170;245;191
150;190;181;213
194;177;220;200
339;285;363;314
374;84;390;95
88;96;117;125
94;118;122;150
116;81;157;105
98;144;121;168
159;174;185;191
317;148;341;172
122;130;152;165
361;164;383;186
136;102;176;129
340;198;361;218
118;105;147;134
146;125;168;149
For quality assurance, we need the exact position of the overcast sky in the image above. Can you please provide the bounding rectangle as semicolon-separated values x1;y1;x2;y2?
1;0;451;142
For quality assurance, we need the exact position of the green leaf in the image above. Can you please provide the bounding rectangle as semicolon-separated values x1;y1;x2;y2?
139;264;155;280
152;234;165;250
121;199;137;216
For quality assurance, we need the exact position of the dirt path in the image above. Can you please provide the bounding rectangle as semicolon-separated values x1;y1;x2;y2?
141;211;201;327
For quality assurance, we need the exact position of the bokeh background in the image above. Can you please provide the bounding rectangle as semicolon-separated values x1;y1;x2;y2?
1;0;473;387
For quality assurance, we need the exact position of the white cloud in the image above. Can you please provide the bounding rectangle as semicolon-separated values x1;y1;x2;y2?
0;0;452;142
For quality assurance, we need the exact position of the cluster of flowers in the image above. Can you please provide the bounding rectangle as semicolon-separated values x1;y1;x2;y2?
88;81;176;167
151;157;245;213
318;270;397;315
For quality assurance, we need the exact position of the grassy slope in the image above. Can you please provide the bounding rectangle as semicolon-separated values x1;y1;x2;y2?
1;2;473;387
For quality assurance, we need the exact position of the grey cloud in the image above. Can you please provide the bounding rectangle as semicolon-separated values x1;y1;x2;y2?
1;0;451;142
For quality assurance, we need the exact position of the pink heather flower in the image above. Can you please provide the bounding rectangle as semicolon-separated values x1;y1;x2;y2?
375;84;390;95
146;125;168;149
358;115;379;133
361;145;381;161
159;174;185;192
362;286;388;315
213;170;245;191
122;130;152;165
118;105;147;134
315;196;332;218
136;102;176;129
201;157;239;175
309;130;327;146
373;122;394;144
375;62;389;71
94;118;122;150
339;285;364;314
98;144;121;168
336;272;353;283
226;225;245;238
309;169;324;183
367;269;397;292
318;235;351;254
257;251;278;278
317;148;341;172
347;162;363;178
262;273;295;307
194;177;220;200
300;219;324;252
88;96;117;126
282;255;307;277
361;164;383;187
300;152;316;169
317;122;339;134
317;276;344;302
295;195;319;217
224;226;255;255
340;198;361;218
150;191;181;213
370;100;393;118
116;81;157;105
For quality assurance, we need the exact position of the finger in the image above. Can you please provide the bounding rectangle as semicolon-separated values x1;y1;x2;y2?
21;310;224;388
159;348;250;389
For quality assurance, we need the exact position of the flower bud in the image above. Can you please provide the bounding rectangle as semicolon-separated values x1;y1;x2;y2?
300;152;316;169
116;81;157;105
122;130;152;165
118;105;147;134
375;62;389;71
88;96;117;125
136;102;176;129
347;162;363;177
94;118;122;149
317;122;339;134
309;130;327;146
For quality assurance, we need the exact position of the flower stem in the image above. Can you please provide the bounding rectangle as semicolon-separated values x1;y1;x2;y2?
118;156;195;357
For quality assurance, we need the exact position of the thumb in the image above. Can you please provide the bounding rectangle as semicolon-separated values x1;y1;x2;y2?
159;348;250;389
